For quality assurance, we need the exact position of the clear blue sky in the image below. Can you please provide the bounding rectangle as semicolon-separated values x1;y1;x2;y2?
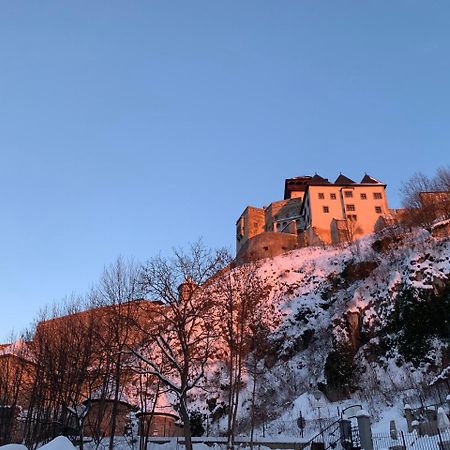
0;1;449;340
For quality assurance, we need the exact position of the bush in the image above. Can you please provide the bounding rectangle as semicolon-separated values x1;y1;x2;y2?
189;410;205;437
341;260;378;282
390;285;450;365
324;341;357;393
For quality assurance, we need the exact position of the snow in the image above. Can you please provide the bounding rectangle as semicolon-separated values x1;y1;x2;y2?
0;445;28;450
0;437;75;450
39;437;76;450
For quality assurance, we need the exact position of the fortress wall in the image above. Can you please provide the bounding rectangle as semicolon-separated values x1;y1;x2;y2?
235;232;299;265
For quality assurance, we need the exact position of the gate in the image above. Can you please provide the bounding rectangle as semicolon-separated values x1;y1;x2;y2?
304;417;361;450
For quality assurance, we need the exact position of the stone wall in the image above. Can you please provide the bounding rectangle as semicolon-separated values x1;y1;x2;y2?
138;413;183;437
84;400;134;438
431;220;450;239
235;232;299;265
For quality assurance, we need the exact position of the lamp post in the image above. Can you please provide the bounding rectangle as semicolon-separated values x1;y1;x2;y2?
313;390;324;440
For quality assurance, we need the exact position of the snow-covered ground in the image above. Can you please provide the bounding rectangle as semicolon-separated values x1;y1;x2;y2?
0;437;75;450
195;229;450;439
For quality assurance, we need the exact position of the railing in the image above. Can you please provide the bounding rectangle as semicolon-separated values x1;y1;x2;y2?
372;429;450;449
303;417;347;450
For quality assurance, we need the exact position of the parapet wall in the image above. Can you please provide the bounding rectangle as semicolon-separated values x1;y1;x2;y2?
235;232;299;265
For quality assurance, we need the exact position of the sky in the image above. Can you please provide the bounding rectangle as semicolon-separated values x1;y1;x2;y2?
0;1;449;340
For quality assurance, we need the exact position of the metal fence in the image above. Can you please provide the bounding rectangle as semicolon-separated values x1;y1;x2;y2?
262;416;344;441
373;430;450;449
303;418;358;450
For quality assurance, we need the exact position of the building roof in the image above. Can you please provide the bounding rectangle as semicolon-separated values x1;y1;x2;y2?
283;176;312;199
361;174;383;184
309;174;331;185
335;174;355;185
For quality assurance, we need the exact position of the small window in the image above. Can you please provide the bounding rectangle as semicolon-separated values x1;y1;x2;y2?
375;206;382;214
323;206;329;213
344;191;353;198
346;204;355;211
330;193;336;200
347;214;357;221
373;192;382;199
360;193;367;200
318;193;325;199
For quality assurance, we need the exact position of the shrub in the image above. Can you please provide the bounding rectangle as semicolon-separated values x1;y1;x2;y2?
390;285;450;365
189;410;205;436
341;260;378;282
324;340;358;394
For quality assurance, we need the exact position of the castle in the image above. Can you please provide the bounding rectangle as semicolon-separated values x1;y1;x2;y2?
236;173;393;262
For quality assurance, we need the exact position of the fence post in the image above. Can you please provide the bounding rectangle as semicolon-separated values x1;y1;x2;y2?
356;409;373;450
339;417;352;449
438;429;444;449
404;404;413;433
401;431;407;448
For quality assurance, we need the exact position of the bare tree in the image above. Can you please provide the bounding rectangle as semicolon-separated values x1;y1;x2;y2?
131;241;229;450
213;262;273;450
23;299;100;449
343;218;364;259
400;167;450;228
0;334;30;445
90;257;142;450
247;324;271;449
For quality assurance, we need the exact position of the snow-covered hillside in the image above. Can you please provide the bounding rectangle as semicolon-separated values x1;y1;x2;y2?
197;228;450;438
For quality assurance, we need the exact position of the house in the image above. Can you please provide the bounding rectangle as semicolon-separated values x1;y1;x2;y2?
300;174;389;245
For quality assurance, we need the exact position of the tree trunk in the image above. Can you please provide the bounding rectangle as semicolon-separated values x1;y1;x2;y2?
250;363;258;450
226;349;236;450
79;419;84;450
179;397;192;450
109;355;122;450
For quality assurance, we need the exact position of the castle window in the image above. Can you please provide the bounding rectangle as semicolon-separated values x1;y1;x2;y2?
346;204;355;211
347;214;357;221
330;193;336;200
375;206;382;214
360;193;367;200
373;192;383;199
344;191;353;198
323;206;329;213
318;193;325;199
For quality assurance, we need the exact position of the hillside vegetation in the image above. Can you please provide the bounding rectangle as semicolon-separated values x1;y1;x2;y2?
198;227;450;436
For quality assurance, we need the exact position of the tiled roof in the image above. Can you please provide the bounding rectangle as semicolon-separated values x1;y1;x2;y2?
361;174;383;184
309;174;331;184
334;174;355;185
